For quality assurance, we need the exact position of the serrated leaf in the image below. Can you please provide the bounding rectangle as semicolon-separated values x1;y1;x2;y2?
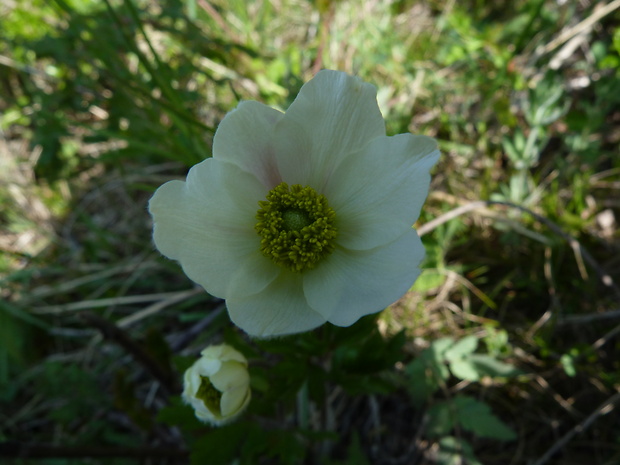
408;359;434;404
426;401;455;438
426;396;516;441
454;396;516;441
407;341;452;404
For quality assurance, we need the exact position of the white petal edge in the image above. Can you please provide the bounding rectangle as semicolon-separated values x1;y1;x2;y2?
195;357;222;377
209;361;250;393
183;367;202;397
276;70;386;189
212;100;285;189
226;272;326;337
220;385;251;418
200;344;247;365
324;133;439;250
194;408;216;423
148;158;279;300
303;230;425;325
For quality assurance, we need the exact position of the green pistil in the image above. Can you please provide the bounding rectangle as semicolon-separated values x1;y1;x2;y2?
282;209;311;231
255;182;337;273
195;376;222;415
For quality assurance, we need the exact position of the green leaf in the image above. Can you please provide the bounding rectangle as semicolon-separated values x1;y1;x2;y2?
185;0;196;19
469;354;522;378
454;396;516;440
560;353;577;377
0;300;50;330
249;368;270;393
343;433;370;465
157;396;203;431
407;338;453;404
412;269;447;292
448;358;480;381
190;422;250;465
444;335;479;362
613;27;620;55
482;326;509;357
407;357;436;404
445;336;483;381
432;337;457;356
426;396;516;441
426;401;455;437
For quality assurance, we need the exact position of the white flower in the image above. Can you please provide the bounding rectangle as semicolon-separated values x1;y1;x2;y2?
149;70;439;337
182;344;251;425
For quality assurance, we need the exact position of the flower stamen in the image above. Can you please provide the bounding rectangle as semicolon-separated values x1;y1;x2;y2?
255;182;337;272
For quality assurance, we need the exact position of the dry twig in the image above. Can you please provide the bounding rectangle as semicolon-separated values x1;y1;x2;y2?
418;200;620;299
531;390;620;465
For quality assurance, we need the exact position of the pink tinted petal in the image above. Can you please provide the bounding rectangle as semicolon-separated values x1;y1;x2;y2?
270;116;317;187
212;100;284;189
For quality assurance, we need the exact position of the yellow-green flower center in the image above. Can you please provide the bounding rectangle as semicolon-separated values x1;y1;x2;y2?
255;182;337;273
196;376;222;415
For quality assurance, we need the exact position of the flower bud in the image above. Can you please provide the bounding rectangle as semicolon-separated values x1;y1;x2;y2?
182;344;251;425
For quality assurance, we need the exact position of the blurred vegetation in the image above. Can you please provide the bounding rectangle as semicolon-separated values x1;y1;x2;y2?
1;0;619;464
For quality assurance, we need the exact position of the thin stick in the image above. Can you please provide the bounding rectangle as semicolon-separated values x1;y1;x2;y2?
559;309;620;324
168;303;226;352
32;290;199;315
540;0;620;55
117;287;204;328
0;442;188;459
418;200;620;299
80;312;177;394
592;323;620;351
531;390;620;465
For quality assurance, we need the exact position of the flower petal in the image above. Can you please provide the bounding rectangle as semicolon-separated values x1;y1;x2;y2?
148;158;279;299
194;357;222;377
304;230;425;325
275;70;386;188
269;116;316;187
226;272;326;337
183;366;203;397
212;100;285;189
200;344;248;365
325;133;439;250
210;361;250;393
187;397;214;422
220;385;251;418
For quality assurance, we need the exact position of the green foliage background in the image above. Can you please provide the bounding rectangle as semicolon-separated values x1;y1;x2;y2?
1;0;619;464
